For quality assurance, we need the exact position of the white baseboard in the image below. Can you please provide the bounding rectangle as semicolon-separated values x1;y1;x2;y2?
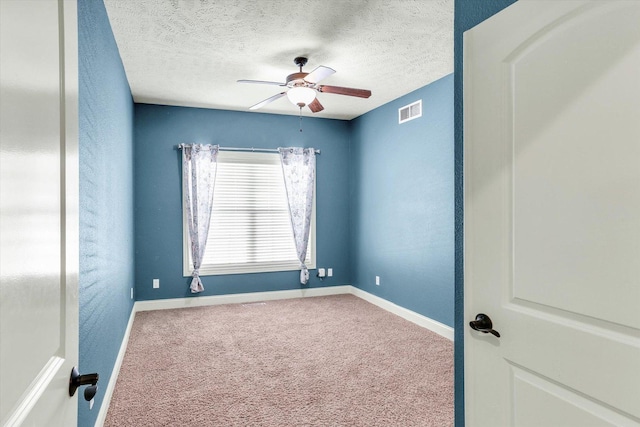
96;284;453;425
349;287;454;341
94;307;136;427
134;285;352;312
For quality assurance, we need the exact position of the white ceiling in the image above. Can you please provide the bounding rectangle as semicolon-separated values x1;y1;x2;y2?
104;0;453;120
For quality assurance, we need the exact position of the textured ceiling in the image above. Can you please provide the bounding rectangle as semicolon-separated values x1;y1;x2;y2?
103;0;453;120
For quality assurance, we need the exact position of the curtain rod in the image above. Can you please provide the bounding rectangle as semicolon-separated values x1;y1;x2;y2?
177;144;320;155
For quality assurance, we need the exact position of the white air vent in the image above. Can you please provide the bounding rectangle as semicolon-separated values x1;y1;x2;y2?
398;100;422;124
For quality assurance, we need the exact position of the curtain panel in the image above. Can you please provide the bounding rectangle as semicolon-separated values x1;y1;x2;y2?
278;147;316;285
181;143;219;293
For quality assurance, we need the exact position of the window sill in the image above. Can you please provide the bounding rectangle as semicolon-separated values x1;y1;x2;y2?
183;261;316;277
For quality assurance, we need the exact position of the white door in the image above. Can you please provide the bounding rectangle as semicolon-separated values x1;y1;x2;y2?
0;0;79;426
464;1;640;426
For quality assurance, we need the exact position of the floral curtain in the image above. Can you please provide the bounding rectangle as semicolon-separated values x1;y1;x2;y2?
278;147;316;285
181;144;219;293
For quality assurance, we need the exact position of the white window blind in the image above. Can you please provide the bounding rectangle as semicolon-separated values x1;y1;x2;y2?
183;151;315;276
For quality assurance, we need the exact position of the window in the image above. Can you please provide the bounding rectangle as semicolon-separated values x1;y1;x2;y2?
183;151;315;276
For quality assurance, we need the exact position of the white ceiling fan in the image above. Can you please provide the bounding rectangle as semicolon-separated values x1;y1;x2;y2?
238;57;372;113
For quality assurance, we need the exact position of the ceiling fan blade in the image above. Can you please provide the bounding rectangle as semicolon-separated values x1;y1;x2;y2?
317;85;371;98
304;66;336;84
238;79;286;86
249;92;286;110
308;98;324;113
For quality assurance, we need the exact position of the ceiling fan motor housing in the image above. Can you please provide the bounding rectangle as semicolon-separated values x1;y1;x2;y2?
286;72;310;87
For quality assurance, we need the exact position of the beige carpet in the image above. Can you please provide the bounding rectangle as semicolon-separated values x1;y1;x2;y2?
105;294;453;426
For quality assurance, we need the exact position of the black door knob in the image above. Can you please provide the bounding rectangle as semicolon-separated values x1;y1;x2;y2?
469;313;500;337
69;367;99;400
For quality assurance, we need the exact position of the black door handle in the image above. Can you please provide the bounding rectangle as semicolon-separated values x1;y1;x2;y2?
469;313;500;338
69;367;99;400
84;385;98;402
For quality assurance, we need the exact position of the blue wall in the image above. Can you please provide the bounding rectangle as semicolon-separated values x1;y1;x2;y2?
134;105;351;300
78;0;135;425
453;1;518;425
349;75;454;327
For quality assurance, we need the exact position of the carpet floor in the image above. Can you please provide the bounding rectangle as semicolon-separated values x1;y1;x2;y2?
105;294;453;426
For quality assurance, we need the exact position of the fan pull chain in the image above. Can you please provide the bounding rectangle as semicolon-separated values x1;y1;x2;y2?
299;107;303;132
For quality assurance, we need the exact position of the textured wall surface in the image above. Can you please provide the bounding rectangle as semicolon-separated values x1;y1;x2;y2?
134;105;351;300
453;1;518;425
78;0;135;424
349;74;454;328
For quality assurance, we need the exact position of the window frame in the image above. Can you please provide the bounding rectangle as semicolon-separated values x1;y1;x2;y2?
182;150;316;277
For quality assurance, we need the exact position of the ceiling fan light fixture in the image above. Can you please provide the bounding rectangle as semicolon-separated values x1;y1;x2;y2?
287;86;316;108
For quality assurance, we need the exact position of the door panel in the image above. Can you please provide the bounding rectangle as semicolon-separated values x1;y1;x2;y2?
511;1;640;328
464;1;640;426
512;368;628;427
0;0;78;425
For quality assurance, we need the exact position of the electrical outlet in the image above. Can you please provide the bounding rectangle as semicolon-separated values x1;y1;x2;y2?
327;268;333;277
317;268;326;278
130;288;134;299
375;276;380;286
153;279;159;289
